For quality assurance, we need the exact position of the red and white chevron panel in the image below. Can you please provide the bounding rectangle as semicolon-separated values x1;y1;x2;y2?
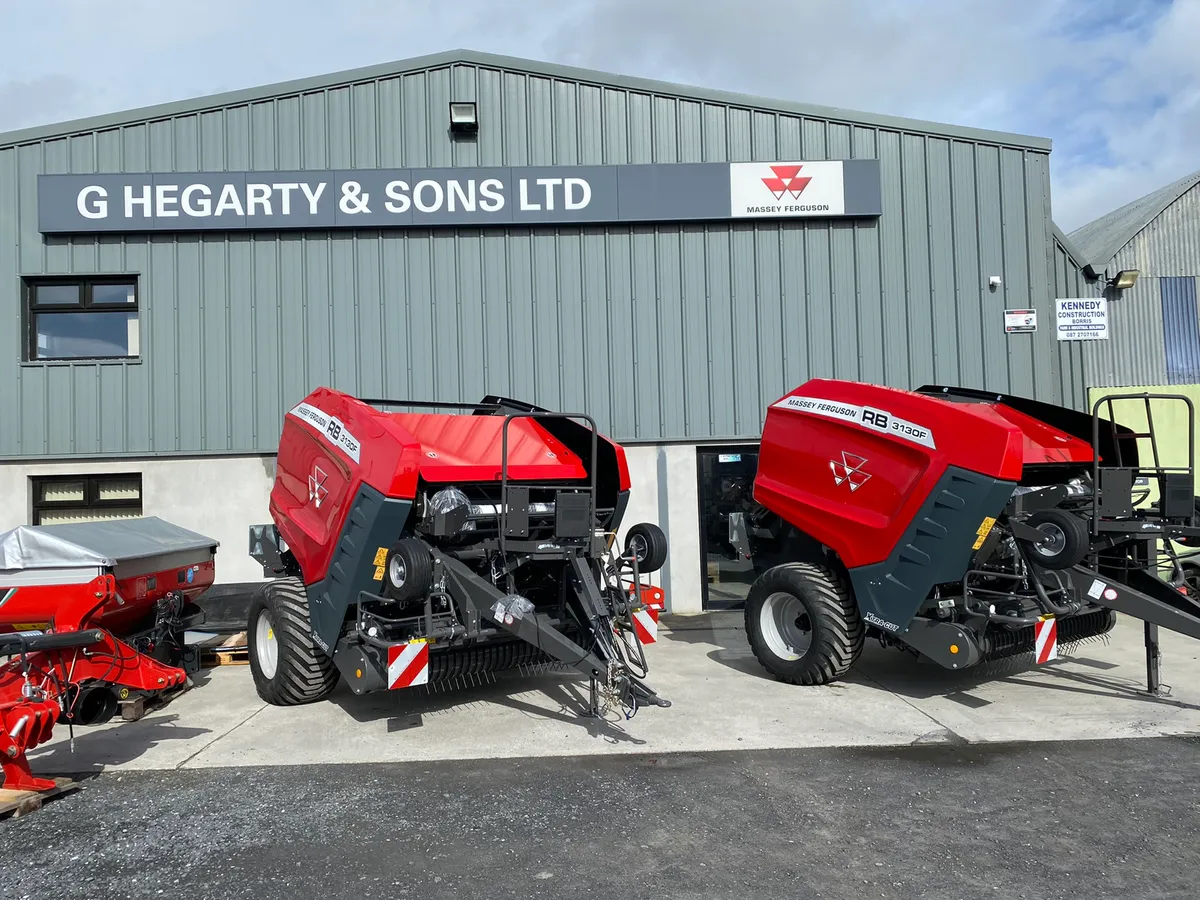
631;583;666;612
387;640;430;689
632;607;659;645
1034;616;1058;664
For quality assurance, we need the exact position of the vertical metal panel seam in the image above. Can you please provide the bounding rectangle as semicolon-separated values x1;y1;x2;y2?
971;145;987;388
947;141;963;383
921;135;940;381
897;133;913;386
997;148;1013;392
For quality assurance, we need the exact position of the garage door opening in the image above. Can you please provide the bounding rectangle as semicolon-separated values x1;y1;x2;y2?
697;446;760;610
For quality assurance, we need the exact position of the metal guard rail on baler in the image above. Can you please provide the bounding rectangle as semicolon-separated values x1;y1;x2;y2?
1086;392;1200;691
344;398;668;716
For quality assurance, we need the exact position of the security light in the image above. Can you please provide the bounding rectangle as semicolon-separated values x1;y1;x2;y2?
1110;269;1139;290
449;102;478;134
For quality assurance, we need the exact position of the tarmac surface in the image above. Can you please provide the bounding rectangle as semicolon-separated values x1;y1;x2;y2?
6;612;1200;899
4;737;1199;900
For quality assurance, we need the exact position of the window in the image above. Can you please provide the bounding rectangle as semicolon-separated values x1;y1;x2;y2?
24;277;140;361
31;474;143;526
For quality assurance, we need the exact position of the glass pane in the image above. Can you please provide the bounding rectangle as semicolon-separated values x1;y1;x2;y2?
34;311;138;360
39;481;85;503
96;477;141;501
33;284;81;306
91;283;136;305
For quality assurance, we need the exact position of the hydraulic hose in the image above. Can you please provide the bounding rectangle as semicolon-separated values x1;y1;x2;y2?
1028;566;1080;617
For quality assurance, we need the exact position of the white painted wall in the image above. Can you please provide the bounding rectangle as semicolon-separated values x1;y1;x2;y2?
618;444;704;615
0;444;708;610
0;456;276;584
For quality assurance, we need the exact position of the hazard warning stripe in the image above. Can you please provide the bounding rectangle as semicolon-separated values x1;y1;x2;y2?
1034;616;1058;664
632;608;658;645
387;640;430;689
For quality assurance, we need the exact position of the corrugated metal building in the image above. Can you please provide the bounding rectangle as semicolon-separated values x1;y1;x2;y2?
1070;169;1200;388
0;49;1091;610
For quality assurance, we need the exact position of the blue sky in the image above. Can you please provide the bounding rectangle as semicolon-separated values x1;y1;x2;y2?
1;0;1195;231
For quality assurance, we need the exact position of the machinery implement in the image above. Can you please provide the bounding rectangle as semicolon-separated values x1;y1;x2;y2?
734;379;1200;688
247;388;670;717
0;518;216;790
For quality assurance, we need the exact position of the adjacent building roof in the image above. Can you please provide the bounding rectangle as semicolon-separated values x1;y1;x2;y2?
1069;168;1200;272
1051;222;1098;279
0;48;1052;152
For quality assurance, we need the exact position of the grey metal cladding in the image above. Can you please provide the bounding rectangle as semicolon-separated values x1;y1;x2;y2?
1;58;1081;459
842;159;883;216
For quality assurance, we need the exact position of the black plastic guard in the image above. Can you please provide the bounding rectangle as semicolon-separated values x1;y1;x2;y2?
306;485;412;653
848;466;1015;633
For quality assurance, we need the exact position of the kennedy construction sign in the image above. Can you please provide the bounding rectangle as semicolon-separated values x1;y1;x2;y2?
1055;297;1109;341
37;160;882;233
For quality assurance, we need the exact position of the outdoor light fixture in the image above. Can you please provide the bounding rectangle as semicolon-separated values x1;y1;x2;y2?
1109;269;1140;290
449;101;478;134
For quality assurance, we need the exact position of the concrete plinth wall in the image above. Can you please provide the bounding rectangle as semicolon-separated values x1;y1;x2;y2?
0;443;708;613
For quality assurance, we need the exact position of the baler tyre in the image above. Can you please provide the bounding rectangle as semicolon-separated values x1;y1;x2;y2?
625;523;668;573
1020;509;1089;570
248;578;338;706
744;563;864;686
384;537;433;603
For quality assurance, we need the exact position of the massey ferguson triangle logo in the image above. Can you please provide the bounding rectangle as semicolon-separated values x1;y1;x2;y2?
830;451;870;492
308;464;328;508
762;165;812;200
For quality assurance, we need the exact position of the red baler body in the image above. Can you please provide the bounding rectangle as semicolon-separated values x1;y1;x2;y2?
272;388;631;586
755;379;1095;569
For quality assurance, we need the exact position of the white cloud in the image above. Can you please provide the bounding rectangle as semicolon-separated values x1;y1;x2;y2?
0;0;1192;232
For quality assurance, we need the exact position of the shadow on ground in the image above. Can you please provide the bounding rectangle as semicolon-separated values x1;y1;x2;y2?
26;713;212;776
326;668;649;747
662;611;1200;712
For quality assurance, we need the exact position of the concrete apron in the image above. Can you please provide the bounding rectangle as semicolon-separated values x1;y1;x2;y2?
26;614;1200;775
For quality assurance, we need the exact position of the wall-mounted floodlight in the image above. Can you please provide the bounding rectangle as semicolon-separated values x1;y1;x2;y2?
449;101;478;135
1109;269;1139;290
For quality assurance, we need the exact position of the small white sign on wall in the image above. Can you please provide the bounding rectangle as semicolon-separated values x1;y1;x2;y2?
1004;309;1037;333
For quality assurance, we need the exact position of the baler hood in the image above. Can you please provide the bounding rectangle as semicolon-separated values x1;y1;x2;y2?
386;412;588;483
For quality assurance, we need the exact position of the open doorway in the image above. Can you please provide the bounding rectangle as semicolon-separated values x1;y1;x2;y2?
697;445;760;610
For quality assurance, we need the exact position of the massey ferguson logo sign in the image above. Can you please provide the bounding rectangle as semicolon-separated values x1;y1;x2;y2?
38;160;881;233
762;165;811;200
731;161;847;218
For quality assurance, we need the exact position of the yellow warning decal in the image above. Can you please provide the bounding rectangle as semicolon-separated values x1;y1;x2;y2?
373;565;385;581
972;516;997;550
13;623;49;632
372;547;389;566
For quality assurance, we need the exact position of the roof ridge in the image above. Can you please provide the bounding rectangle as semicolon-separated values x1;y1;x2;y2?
0;48;1053;152
1068;167;1200;271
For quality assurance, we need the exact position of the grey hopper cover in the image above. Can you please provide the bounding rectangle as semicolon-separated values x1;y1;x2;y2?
0;517;219;571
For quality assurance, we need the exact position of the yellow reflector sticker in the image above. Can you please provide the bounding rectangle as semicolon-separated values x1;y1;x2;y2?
267;628;274;640
949;644;960;655
972;516;997;550
373;565;385;582
373;547;388;566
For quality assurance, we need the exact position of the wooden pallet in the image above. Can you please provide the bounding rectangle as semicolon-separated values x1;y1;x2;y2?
198;631;249;668
0;778;78;820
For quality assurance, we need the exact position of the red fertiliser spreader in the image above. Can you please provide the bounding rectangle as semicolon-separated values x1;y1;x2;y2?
0;518;217;791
